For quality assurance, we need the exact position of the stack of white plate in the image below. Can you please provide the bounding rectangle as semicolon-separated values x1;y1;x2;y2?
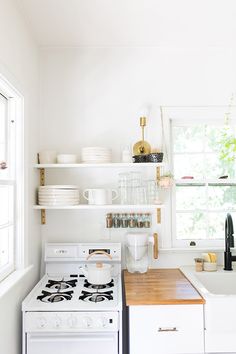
38;185;79;206
81;147;112;163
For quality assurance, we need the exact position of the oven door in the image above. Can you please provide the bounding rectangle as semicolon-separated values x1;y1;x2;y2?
27;332;118;354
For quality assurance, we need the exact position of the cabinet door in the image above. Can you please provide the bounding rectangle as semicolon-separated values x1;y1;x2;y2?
129;305;204;354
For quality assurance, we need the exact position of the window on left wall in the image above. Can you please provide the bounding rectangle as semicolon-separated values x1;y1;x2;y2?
0;77;24;282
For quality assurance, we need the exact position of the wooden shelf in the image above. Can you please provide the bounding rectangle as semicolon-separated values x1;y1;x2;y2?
33;204;164;210
34;162;164;169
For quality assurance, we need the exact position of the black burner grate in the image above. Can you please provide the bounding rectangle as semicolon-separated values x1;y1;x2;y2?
46;279;78;291
83;279;114;290
79;290;113;303
37;290;73;303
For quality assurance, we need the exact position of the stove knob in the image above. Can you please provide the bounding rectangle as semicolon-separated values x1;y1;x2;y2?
68;315;77;328
53;316;62;329
83;316;93;328
98;316;108;328
37;317;47;329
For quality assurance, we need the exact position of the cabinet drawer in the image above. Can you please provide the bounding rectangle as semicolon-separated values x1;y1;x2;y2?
129;305;204;354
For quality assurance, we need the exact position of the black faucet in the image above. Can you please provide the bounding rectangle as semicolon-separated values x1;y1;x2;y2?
224;213;236;270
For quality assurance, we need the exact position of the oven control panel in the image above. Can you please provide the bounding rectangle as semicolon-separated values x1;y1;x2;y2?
24;312;119;332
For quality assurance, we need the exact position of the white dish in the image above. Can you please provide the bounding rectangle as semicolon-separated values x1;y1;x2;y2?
57;154;77;164
38;197;79;201
82;147;111;151
38;201;79;206
38;185;79;190
82;151;111;157
38;189;79;194
38;191;79;197
82;160;112;164
82;156;111;160
82;150;111;154
81;159;112;162
82;156;111;159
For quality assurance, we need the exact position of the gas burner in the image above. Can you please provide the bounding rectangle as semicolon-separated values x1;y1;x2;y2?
79;290;113;303
37;290;73;303
83;279;114;290
46;279;78;290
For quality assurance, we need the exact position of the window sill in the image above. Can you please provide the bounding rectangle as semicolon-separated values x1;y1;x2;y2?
159;247;225;253
0;265;33;299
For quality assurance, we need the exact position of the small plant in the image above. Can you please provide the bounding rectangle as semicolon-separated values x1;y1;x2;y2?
218;94;236;164
159;172;174;188
218;125;236;163
161;172;174;178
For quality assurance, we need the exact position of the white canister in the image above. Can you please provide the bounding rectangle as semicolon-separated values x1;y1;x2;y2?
39;150;57;164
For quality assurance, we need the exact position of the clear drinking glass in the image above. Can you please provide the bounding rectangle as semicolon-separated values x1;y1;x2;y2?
145;179;160;204
118;172;131;204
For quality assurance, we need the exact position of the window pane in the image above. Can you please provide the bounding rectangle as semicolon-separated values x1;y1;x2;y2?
176;212;207;240
208;212;226;239
208;185;236;210
205;125;224;152
0;227;13;268
0;185;13;225
174;154;205;179
176;186;206;210
172;125;204;153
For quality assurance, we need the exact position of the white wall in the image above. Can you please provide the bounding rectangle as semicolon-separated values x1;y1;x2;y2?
0;0;41;353
39;46;236;266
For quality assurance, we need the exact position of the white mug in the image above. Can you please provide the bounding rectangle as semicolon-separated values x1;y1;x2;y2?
83;188;118;205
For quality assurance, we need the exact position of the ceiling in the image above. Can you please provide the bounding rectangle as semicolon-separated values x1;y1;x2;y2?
16;0;236;47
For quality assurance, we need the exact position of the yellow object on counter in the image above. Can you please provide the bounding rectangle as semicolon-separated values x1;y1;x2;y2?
202;253;217;263
208;253;217;263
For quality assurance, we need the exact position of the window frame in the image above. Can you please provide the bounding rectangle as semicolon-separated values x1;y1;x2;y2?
170;114;236;249
0;73;24;282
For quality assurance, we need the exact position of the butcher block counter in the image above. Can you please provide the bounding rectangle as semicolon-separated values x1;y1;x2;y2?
123;268;205;305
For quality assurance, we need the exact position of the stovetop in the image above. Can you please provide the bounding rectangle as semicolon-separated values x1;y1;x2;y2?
22;273;121;312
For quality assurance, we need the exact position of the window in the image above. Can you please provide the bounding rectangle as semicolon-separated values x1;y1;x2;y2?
0;76;23;282
171;119;236;247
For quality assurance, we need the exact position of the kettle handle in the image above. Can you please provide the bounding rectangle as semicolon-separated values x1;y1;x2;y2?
153;233;158;259
87;250;112;260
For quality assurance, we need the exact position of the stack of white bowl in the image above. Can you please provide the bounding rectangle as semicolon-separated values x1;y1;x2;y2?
81;147;112;163
38;185;79;206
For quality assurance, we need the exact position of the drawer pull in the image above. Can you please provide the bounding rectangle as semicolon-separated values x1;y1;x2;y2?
158;327;178;332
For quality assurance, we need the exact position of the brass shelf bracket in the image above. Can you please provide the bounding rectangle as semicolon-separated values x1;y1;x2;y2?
40;168;45;186
156;166;161;181
39;168;46;225
41;209;46;225
156;208;161;224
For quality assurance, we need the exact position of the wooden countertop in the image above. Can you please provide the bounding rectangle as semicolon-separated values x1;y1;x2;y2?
123;269;205;305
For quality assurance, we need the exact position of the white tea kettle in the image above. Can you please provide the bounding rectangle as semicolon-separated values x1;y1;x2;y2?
81;250;113;285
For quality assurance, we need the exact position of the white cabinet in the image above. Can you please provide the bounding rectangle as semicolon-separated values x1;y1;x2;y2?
129;305;204;354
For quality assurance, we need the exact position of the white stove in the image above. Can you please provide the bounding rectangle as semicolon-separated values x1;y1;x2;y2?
22;243;122;354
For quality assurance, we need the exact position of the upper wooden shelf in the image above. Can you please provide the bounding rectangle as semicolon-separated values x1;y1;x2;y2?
34;162;164;169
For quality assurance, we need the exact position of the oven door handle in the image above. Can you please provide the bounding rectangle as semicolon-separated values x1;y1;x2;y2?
28;333;116;343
